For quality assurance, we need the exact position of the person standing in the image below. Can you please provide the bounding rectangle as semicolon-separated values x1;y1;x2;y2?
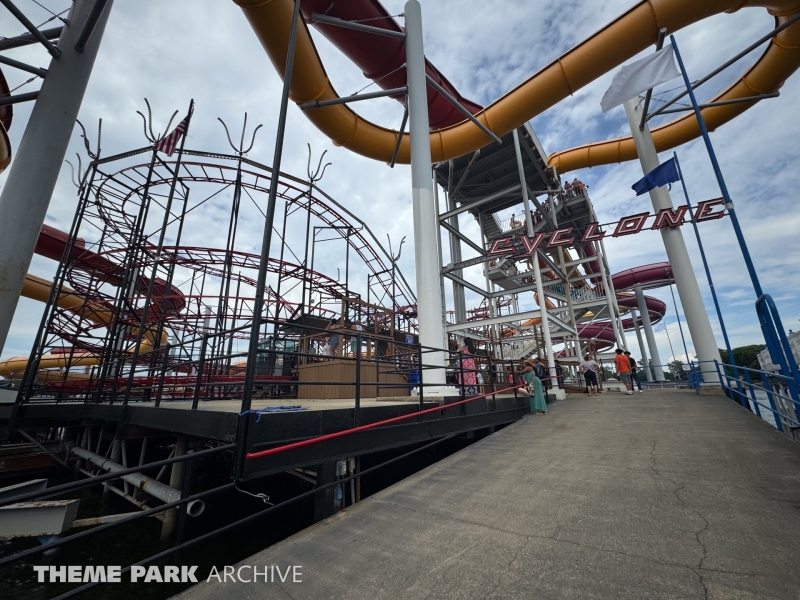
326;321;341;357
580;354;599;396
349;322;362;357
625;351;644;393
533;357;548;390
615;348;633;395
319;338;332;358
518;359;547;415
457;341;478;397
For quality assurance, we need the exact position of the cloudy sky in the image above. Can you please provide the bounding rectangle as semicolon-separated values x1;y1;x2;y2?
1;0;798;369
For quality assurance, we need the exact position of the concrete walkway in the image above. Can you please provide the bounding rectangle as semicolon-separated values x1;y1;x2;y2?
179;390;800;599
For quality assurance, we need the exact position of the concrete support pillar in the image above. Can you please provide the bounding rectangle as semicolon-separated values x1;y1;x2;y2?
405;0;446;382
160;435;187;540
631;308;653;381
635;285;665;381
313;461;339;523
623;98;721;380
0;0;114;354
102;423;123;498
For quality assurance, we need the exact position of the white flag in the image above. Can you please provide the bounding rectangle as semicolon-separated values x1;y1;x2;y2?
600;44;681;113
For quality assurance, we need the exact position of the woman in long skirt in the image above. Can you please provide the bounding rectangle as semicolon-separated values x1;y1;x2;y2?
518;359;547;415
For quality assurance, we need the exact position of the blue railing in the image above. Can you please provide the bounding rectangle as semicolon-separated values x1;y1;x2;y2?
697;359;800;437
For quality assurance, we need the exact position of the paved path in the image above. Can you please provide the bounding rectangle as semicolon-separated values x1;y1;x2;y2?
179;390;800;599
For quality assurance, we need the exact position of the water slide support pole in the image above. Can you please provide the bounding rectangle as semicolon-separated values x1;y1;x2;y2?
631;308;653;381
405;0;447;385
0;0;113;355
623;97;721;382
512;129;560;395
635;285;665;380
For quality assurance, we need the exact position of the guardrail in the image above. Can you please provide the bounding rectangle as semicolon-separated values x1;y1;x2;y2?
699;359;800;438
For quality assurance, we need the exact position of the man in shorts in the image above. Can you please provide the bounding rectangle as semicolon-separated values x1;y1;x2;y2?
624;350;644;393
580;354;599;396
615;348;633;395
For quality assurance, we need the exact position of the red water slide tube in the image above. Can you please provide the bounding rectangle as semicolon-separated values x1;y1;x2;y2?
299;0;482;129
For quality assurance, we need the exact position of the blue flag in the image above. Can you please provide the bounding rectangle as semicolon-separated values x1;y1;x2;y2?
632;158;680;196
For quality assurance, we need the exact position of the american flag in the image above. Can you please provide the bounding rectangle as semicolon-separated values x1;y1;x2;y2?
154;117;188;156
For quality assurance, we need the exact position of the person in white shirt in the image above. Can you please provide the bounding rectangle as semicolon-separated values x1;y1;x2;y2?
319;339;332;357
580;354;599;396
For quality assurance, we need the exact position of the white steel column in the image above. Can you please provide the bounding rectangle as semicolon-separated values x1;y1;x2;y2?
445;190;467;324
635;285;664;380
512;129;561;395
432;181;450;350
595;241;623;348
631;308;653;381
405;0;446;382
0;0;114;354
623;98;721;381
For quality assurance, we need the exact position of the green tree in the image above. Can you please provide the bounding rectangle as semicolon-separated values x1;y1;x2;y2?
668;360;685;381
719;344;765;382
718;345;763;370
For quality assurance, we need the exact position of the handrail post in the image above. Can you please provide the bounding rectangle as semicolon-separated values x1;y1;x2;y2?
714;359;731;397
486;351;497;405
191;334;209;410
155;343;170;408
762;375;784;433
458;350;465;399
417;343;424;412
511;360;519;402
354;332;362;427
741;368;762;418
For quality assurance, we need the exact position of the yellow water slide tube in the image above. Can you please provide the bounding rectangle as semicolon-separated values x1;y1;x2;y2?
234;0;800;169
0;274;158;380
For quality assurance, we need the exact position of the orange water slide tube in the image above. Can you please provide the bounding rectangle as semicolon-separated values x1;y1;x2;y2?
235;0;800;166
0;274;159;379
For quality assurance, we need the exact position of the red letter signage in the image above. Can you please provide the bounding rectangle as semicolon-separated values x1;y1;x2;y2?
651;206;688;230
519;232;548;256
695;198;725;222
580;222;605;242
547;227;575;247
488;236;514;256
612;212;650;237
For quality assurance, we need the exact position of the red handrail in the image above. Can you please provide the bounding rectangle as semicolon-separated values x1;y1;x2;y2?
246;384;525;460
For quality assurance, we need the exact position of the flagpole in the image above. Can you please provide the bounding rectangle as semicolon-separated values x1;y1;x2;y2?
670;36;764;299
670;36;800;405
672;152;738;376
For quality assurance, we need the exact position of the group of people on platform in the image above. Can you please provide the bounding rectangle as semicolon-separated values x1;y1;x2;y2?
579;349;645;396
564;178;588;199
313;319;391;361
505;179;585;234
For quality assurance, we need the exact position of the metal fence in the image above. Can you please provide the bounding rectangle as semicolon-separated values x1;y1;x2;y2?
700;360;800;439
